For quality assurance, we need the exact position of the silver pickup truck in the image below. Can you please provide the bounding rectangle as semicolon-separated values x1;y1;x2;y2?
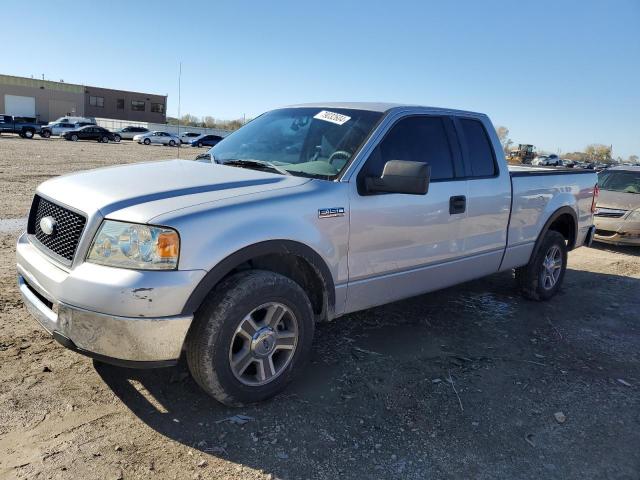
17;103;598;405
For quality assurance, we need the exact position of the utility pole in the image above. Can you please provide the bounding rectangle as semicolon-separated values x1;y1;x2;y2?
177;62;182;159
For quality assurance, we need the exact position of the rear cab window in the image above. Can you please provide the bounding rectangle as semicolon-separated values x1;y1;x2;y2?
456;118;498;178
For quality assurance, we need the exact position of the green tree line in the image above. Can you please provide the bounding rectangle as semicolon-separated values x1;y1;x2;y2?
495;126;637;164
166;114;247;131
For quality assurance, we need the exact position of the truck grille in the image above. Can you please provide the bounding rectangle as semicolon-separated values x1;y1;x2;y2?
594;208;626;218
27;195;87;263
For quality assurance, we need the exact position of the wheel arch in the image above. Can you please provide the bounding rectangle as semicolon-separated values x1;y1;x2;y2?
181;240;335;322
530;206;578;262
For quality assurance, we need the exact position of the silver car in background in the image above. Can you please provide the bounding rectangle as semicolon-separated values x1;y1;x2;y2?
133;131;180;146
594;166;640;245
113;126;150;141
180;132;201;144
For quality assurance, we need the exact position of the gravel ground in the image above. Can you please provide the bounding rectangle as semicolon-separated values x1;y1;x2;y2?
0;136;639;479
0;135;201;219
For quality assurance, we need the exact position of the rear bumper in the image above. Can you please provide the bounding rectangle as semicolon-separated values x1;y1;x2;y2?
583;225;596;247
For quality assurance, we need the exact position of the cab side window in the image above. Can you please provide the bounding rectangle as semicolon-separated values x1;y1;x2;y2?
360;116;455;184
458;118;497;177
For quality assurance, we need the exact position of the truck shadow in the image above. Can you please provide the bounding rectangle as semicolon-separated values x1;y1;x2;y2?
590;241;640;257
95;267;640;479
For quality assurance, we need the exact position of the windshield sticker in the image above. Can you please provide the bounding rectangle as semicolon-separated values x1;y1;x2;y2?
313;110;351;125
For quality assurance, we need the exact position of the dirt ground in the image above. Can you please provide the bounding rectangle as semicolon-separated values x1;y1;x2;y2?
0;135;201;219
1;136;639;479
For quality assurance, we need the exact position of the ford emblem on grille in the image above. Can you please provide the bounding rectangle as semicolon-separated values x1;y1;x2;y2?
40;216;57;235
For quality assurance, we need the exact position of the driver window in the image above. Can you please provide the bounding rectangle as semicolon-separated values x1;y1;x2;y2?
360;116;455;181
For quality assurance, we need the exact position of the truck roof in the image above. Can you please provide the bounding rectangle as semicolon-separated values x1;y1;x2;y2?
286;102;484;117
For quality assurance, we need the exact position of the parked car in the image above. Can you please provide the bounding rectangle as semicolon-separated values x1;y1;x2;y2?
593;166;640;246
40;122;84;138
48;116;96;126
113;126;150;141
62;125;115;143
180;132;202;144
134;131;180;146
16;103;597;406
191;134;224;148
536;154;563;166
0;114;42;138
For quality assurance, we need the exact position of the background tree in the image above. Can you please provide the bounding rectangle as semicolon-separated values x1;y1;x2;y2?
495;126;513;153
585;144;613;163
628;154;639;164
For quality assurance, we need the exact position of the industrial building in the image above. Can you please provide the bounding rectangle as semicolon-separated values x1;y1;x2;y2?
0;74;167;123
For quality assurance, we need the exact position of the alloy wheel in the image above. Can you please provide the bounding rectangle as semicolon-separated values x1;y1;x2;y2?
541;245;562;290
228;302;299;386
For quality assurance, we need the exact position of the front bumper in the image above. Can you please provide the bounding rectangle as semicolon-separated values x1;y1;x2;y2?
16;233;205;365
594;217;640;246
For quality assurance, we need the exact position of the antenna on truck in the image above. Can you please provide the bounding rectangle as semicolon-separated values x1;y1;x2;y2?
177;61;182;159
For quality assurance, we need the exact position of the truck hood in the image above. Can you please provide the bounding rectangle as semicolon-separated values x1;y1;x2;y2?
597;189;640;211
37;159;311;223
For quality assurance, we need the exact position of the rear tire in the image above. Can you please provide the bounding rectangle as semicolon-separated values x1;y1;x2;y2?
186;270;315;406
101;136;109;143
23;129;34;139
515;230;567;301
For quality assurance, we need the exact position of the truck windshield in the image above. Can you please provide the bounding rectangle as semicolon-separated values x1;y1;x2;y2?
209;107;383;179
598;170;640;194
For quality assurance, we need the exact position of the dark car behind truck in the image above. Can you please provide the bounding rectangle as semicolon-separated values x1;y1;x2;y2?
0;115;42;138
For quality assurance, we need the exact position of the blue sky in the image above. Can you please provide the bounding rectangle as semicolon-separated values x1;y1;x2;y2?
3;0;639;157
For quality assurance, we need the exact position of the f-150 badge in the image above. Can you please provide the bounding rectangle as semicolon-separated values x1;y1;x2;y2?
318;207;345;218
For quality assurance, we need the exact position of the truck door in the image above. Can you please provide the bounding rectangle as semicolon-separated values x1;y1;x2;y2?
0;115;12;133
345;114;469;313
452;117;511;275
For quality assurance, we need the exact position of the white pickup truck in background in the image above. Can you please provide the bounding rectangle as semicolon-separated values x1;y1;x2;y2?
17;103;598;405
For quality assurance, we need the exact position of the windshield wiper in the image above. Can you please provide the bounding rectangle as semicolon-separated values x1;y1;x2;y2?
222;159;291;176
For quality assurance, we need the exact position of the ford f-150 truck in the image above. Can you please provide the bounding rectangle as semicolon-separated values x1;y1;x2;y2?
0;114;42;138
17;103;598;405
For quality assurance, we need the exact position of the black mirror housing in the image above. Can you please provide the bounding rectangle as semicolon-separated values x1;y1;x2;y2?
365;160;430;195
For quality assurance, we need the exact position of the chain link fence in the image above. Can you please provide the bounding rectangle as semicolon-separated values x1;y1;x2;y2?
95;117;232;138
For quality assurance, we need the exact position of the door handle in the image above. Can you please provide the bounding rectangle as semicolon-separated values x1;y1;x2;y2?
449;195;466;214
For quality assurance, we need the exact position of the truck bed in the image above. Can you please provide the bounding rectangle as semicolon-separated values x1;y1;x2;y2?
501;165;598;272
508;165;596;177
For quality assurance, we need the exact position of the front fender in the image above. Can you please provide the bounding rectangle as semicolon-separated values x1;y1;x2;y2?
154;180;350;315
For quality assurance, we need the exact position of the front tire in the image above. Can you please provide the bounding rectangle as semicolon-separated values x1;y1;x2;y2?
113;134;121;143
186;270;315;406
515;230;567;300
41;130;51;139
169;140;176;147
71;134;78;142
143;138;151;145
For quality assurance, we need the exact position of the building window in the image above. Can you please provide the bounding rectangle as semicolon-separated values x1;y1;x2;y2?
151;103;165;114
131;100;145;111
116;98;124;110
90;96;104;107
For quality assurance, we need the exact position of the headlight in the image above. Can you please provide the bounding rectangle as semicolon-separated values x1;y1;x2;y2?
87;221;179;270
628;209;640;221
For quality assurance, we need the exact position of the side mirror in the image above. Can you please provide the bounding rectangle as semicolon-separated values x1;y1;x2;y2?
195;153;212;163
365;160;430;195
